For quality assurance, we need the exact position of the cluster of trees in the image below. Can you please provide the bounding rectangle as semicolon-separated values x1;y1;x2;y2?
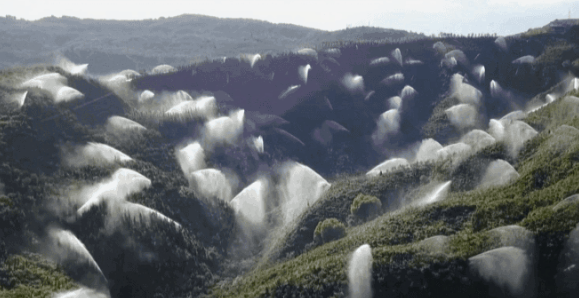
0;68;246;297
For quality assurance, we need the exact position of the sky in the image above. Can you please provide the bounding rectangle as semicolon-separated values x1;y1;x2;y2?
4;0;579;36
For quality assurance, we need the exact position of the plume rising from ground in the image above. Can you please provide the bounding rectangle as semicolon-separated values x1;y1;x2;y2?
63;142;132;168
278;162;331;225
348;244;373;298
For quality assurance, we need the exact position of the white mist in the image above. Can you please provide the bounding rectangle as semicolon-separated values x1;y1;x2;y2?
348;244;373;298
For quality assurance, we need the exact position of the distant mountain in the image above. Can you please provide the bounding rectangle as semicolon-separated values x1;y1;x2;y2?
0;14;424;74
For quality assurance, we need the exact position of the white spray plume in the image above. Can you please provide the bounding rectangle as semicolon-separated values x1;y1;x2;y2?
488;119;505;141
436;143;471;160
478;159;520;189
348;244;373;298
278;162;331;225
400;85;417;101
370;57;390;66
488;225;535;252
252;136;264;153
490;80;503;99
512;55;535;64
151;64;176;75
10;91;28;108
76;168;152;216
405;58;423;65
165;94;218;120
242;54;261;68
500;110;526;122
571;78;579;92
139;90;155;103
45;228;108;292
472;65;485;84
442;56;458;69
64;142;132;168
469;246;531;297
312;120;350;146
342;73;364;93
460;129;496;151
56;87;84;103
372;109;400;146
504;120;538;157
364;91;375;101
298;64;311;84
414;139;443;163
114;201;181;230
420;181;452;206
297;48;318;59
433;41;446;53
388;96;402;110
450;74;483;106
381;73;404;86
445;104;478;129
53;287;110;298
324;48;341;57
118;69;140;78
105;116;146;133
47;228;104;276
202;109;245;149
445;49;468;66
56;56;88;76
20;72;84;103
230;178;269;226
176;141;206;177
188;168;235;202
433;42;448;54
495;37;508;51
416;235;450;254
279;85;301;99
366;158;409;177
391;48;403;66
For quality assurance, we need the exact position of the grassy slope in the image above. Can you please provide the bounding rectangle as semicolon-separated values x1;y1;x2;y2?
0;253;79;298
212;90;579;298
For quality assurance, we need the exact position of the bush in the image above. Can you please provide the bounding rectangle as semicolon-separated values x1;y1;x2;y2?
351;194;382;221
313;218;346;244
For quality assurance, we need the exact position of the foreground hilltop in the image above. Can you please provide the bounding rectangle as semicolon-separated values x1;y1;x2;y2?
0;14;422;73
0;19;579;298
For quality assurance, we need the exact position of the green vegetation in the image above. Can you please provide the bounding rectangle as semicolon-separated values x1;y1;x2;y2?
534;41;575;66
0;253;79;298
1;23;579;298
521;27;551;38
314;218;346;244
422;94;459;140
350;194;382;221
213;90;579;298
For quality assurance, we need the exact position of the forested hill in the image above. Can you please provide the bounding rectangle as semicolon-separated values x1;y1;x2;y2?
1;18;579;298
0;14;423;74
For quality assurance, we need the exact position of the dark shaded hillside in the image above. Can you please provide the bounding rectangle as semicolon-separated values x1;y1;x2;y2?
0;14;424;74
133;29;579;177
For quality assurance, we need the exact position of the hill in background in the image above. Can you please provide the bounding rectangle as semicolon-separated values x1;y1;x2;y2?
0;14;423;74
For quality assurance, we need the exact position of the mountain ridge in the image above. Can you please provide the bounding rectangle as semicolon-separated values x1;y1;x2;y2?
0;13;422;74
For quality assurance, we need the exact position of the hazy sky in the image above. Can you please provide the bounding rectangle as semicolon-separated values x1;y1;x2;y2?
4;0;578;35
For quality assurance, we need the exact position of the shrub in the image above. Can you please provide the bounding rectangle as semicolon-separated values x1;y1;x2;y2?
313;218;346;244
351;194;382;221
